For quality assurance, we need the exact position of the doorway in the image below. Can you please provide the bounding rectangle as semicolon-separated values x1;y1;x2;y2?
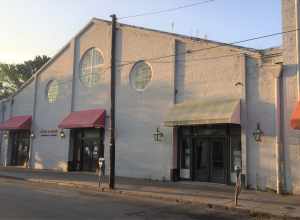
178;125;233;184
10;130;30;166
72;128;104;172
193;138;226;183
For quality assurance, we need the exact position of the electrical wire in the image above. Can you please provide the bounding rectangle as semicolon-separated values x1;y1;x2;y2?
115;28;294;69
119;0;215;20
21;27;292;89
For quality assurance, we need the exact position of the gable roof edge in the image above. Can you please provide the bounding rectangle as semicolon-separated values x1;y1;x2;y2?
92;17;260;54
0;19;97;103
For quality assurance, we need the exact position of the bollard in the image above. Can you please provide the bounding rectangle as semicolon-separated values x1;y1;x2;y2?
98;157;105;192
234;165;241;206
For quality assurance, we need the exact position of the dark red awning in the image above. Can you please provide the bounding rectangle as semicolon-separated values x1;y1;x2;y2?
58;109;106;129
291;102;300;129
0;115;32;130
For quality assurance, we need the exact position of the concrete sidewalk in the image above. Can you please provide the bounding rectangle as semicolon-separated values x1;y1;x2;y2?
0;167;299;219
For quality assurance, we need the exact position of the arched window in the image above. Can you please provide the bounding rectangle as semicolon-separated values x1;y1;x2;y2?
46;80;59;104
80;48;104;87
129;61;152;91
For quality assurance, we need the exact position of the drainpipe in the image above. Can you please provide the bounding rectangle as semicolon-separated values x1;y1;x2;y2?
0;103;4;166
28;76;38;168
296;0;300;100
274;64;283;194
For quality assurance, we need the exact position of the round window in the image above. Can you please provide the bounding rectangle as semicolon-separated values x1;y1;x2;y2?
80;48;104;87
130;61;152;91
47;80;59;104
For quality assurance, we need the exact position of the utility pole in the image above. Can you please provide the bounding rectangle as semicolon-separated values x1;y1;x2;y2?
109;14;117;190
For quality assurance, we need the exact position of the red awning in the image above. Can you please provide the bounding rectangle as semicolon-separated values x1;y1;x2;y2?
58;109;106;129
0;115;32;130
291;102;300;129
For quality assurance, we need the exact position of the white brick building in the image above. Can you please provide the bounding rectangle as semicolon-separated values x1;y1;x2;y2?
1;0;300;194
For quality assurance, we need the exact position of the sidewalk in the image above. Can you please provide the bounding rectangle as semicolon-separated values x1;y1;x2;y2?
0;167;299;219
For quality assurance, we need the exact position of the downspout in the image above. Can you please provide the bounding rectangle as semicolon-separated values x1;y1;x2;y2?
274;63;283;194
67;37;78;171
4;98;14;167
296;0;300;100
0;103;4;166
29;75;38;168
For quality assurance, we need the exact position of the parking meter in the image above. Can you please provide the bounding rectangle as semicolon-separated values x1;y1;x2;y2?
98;157;105;176
234;165;241;178
98;157;105;191
234;165;241;206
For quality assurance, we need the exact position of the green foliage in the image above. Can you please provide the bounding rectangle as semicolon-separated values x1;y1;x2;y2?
0;55;50;99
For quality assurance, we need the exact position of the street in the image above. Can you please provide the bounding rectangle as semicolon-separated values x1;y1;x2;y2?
0;177;256;220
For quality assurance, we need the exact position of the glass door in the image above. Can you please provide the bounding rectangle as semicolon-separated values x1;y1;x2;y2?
72;128;104;172
81;138;100;172
193;138;209;181
178;125;234;184
210;138;226;183
11;131;30;166
192;137;226;183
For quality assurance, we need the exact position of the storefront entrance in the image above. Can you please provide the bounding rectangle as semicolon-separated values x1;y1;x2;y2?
193;138;226;183
71;128;104;172
10;130;30;166
178;124;241;184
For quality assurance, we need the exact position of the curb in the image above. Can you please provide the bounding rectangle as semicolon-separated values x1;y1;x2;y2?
0;174;26;181
0;174;297;220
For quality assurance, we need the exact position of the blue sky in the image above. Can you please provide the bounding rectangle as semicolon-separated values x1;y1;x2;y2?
0;0;281;63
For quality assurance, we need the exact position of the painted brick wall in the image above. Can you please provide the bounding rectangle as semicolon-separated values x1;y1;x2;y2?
175;40;245;103
282;0;300;194
115;26;174;180
33;42;75;171
12;80;35;116
246;59;278;190
73;21;111;111
72;21;112;175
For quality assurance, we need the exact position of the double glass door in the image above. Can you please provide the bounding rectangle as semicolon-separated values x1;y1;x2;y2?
180;135;227;183
193;138;226;183
10;131;30;166
73;128;104;172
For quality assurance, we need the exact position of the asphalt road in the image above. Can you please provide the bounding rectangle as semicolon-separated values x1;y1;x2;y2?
0;178;256;220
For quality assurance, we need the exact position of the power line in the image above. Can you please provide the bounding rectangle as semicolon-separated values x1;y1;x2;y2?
26;27;293;89
115;28;296;69
151;49;282;64
152;52;244;64
119;0;215;20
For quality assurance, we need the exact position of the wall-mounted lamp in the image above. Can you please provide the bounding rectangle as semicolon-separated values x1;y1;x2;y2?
30;132;35;139
3;131;8;139
59;130;65;139
153;127;164;143
253;123;263;143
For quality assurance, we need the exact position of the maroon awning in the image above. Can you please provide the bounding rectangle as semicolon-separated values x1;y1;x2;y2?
0;115;32;130
58;109;106;129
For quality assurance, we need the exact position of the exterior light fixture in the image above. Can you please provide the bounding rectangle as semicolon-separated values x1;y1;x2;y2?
3;131;8;139
153;127;164;143
253;123;263;143
30;132;35;139
59;130;65;139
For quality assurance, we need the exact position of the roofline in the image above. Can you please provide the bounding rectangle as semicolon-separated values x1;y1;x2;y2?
92;17;260;53
0;19;97;103
1;17;269;103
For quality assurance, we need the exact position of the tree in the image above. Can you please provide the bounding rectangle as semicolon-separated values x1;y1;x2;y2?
0;55;50;99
